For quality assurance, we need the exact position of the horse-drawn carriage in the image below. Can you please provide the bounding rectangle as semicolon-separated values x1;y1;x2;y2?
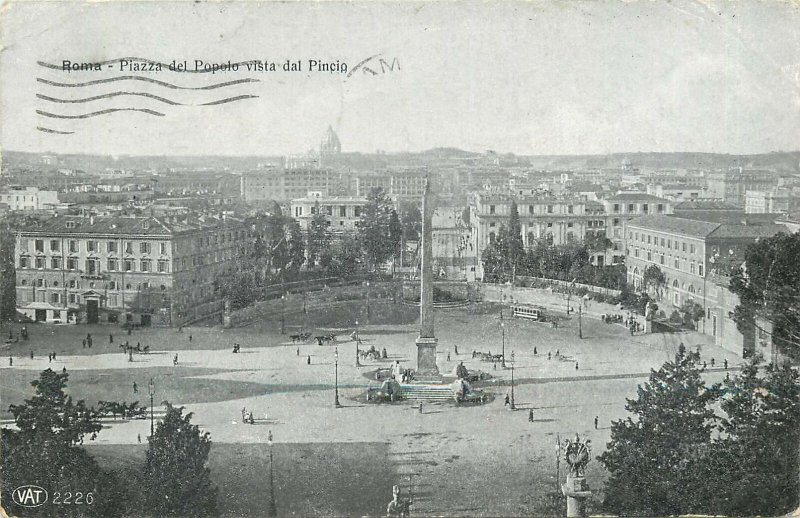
314;333;337;345
289;331;312;343
473;351;504;363
359;345;382;361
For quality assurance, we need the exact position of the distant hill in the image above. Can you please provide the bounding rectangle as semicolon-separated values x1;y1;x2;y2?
2;149;798;175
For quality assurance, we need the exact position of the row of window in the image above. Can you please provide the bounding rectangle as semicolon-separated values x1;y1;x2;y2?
20;256;170;273
629;231;698;254
22;278;167;291
632;248;705;276
30;239;169;255
612;203;665;213
298;205;362;217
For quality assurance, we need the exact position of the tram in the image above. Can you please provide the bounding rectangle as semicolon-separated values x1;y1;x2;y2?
511;304;546;321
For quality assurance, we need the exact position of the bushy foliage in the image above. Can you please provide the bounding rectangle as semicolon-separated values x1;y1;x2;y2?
143;404;218;516
1;369;125;517
599;350;800;516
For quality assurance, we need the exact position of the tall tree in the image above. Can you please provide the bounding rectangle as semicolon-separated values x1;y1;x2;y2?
598;345;720;516
143;404;217;516
287;219;306;272
729;231;800;359
704;356;799;516
389;209;403;263
306;203;331;268
358;187;395;270
2;369;124;517
399;201;422;242
505;200;525;279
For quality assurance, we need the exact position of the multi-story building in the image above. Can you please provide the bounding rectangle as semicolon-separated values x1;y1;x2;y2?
745;188;793;214
240;168;342;203
289;195;367;233
625;214;784;356
707;169;779;208
153;171;241;197
14;215;250;327
601;192;672;262
0;186;60;211
469;192;612;278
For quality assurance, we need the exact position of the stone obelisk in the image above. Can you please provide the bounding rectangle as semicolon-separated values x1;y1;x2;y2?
416;174;439;378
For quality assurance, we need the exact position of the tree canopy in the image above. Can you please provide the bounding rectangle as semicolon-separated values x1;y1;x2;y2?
143;404;218;516
729;231;800;359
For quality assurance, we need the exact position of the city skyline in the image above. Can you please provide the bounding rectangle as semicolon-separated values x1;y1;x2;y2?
2;2;800;157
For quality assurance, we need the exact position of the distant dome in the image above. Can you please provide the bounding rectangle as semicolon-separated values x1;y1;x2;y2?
320;125;341;155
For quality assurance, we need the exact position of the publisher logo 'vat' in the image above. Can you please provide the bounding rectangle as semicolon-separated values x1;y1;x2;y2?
12;485;48;507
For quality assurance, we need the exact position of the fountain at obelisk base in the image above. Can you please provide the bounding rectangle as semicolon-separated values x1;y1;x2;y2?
415;175;440;380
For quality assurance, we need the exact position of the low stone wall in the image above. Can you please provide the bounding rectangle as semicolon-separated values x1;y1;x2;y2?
226;281;399;328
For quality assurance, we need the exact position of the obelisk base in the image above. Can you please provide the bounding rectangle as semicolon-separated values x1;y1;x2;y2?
415;336;440;380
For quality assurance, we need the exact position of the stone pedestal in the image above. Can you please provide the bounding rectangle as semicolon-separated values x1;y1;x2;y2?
561;475;591;518
416;336;439;379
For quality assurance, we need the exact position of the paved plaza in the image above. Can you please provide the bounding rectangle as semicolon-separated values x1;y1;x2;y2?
0;300;738;516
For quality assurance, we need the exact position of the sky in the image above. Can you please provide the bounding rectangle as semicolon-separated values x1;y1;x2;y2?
1;1;799;157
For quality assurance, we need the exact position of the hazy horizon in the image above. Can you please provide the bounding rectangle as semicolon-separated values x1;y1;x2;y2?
2;2;800;157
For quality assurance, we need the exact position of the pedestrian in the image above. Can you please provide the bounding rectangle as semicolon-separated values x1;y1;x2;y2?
307;355;311;365
9;356;12;366
447;352;451;361
419;403;423;414
528;409;534;422
189;334;192;342
296;347;300;356
534;347;537;355
504;393;510;406
137;434;141;444
48;353;52;363
726;372;730;381
594;416;599;429
493;362;497;370
556;349;560;357
724;359;728;370
454;345;459;355
575;362;579;370
62;366;66;374
173;354;178;366
87;334;92;347
548;352;551;360
133;382;138;393
82;339;87;348
29;350;33;359
710;357;715;367
702;361;707;371
241;407;246;421
129;351;133;362
52;352;56;360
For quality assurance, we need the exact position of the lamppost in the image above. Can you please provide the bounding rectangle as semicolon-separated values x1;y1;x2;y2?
355;319;361;367
334;347;341;408
578;305;583;339
510;350;516;410
148;378;155;437
280;294;286;335
500;312;506;368
267;430;277;517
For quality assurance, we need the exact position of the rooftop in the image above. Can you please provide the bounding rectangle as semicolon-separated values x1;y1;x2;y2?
627;215;720;237
18;214;243;236
673;200;740;211
606;192;669;203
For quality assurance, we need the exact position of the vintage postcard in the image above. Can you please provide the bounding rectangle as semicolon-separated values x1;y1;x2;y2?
1;1;799;517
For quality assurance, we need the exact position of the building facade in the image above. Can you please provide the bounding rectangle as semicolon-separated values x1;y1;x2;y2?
14;215;250;327
289;195;367;233
0;187;60;211
625;214;784;356
469;192;612;279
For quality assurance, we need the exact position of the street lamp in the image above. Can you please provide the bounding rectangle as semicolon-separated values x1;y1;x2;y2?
148;378;155;437
334;347;341;408
280;294;286;335
355;319;361;367
366;281;371;323
500;312;506;368
267;430;277;517
510;351;516;410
